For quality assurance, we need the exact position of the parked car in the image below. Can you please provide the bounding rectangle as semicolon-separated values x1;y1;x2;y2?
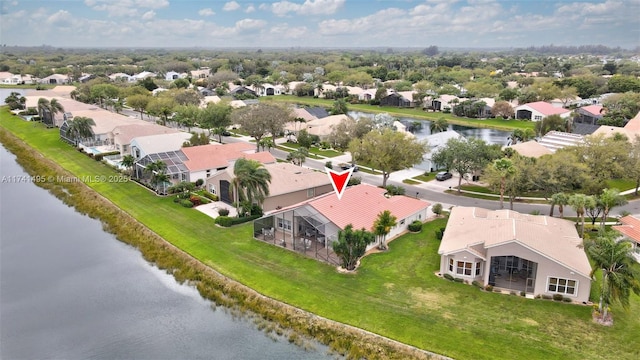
435;171;453;181
339;163;359;172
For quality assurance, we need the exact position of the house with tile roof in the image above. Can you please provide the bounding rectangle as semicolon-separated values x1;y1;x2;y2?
130;132;192;159
515;101;571;121
111;123;178;154
253;184;430;264
438;207;592;302
575;105;604;125
507;140;553;158
39;74;70;85
590;110;640;140
612;215;640;262
206;162;333;211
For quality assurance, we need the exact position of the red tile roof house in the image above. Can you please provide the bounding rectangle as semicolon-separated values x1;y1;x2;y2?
612;215;640;262
515;101;571;121
438;207;592;303
253;184;430;265
134;142;275;194
575;105;604;125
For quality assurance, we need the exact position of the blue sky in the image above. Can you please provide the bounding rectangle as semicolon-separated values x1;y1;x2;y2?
1;0;638;48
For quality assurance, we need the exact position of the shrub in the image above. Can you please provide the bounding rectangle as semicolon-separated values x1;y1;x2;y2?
202;191;218;201
510;291;517;296
94;154;104;161
195;179;204;187
552;294;564;301
563;297;573;303
471;280;482;288
484;285;494;292
215;216;233;227
453;278;464;283
520;291;526;297
347;176;361;186
325;161;333;169
384;185;406;196
435;227;445;240
173;196;181;203
541;294;553;300
443;273;454;281
180;199;194;208
432;203;443;216
189;195;202;206
218;208;230;217
407;220;422;232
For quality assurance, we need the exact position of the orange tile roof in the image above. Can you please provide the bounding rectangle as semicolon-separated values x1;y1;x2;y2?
580;105;604;116
624;110;640;133
309;184;430;231
613;215;640;244
181;142;257;171
523;101;571;116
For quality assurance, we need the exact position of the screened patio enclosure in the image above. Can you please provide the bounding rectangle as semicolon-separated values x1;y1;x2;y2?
134;150;188;193
254;205;341;265
488;255;537;294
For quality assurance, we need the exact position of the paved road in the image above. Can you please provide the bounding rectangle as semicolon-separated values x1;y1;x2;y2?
127;107;640;217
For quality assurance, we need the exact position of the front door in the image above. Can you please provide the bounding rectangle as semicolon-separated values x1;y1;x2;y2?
220;180;231;204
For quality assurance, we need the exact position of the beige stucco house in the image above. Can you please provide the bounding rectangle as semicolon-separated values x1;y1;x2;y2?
206;162;333;212
438;207;592;303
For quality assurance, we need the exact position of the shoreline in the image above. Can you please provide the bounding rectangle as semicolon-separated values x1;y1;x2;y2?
0;119;445;359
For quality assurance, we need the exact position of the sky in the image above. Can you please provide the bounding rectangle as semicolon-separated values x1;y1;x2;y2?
1;0;639;49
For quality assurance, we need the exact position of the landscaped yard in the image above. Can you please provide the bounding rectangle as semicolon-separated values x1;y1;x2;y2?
263;95;536;132
277;141;343;158
1;109;639;360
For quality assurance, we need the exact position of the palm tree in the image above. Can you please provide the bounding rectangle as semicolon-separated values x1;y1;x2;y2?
568;193;595;238
551;192;569;218
65;116;95;146
121;154;135;177
37;98;50;122
372;210;397;250
584;231;640;323
287;147;308;166
429;117;448;133
47;98;65;126
144;160;169;192
598;188;628;228
231;158;272;216
493;158;515;209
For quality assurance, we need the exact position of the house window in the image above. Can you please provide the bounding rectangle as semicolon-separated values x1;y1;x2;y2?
449;258;454;272
209;185;216;194
475;262;482;276
400;219;405;225
277;218;292;231
307;188;315;198
548;277;577;295
534;115;542;121
456;261;473;276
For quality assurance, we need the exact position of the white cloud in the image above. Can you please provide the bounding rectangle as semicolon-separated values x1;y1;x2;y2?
246;5;256;13
135;0;169;8
235;18;267;31
84;0;168;17
199;8;215;16
223;1;241;11
46;10;74;26
269;24;309;39
271;0;345;17
142;10;155;20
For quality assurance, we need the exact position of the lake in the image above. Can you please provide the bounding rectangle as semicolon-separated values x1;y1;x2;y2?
0;145;332;360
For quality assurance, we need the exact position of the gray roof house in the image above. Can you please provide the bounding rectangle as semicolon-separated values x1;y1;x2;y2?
415;130;464;172
438;207;592;303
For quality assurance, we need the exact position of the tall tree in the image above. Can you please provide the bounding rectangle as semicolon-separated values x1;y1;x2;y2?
330;98;348;115
173;104;201;132
349;128;427;187
48;98;65;124
568;193;595;239
332;224;376;271
37;98;50;122
598;189;628;228
584;231;640;323
492;158;516;209
200;101;232;141
65;116;95;146
231;103;292;151
4;92;26;110
231;158;272;216
372;210;397;250
287;147;308;166
120;154;135;177
432;137;501;193
147;97;176;126
550;192;569;218
126;94;151;120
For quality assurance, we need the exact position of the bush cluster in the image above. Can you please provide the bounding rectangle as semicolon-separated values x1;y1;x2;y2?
218;208;229;217
435;227;445;240
553;294;564;301
180;199;194;208
201;191;218;201
189;195;202;206
471;280;482;288
215;214;261;227
453;278;464;283
384;184;406;196
484;285;494;292
443;273;454;281
407;220;423;232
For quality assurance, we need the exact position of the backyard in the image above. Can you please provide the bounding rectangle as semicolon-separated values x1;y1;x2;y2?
1;109;639;360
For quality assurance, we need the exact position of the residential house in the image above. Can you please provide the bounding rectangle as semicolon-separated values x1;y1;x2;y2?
40;74;70;85
380;92;413;107
575;105;604;125
111;123;178;154
508;141;553;158
430;94;460;112
612;215;640;262
296;114;351;138
0;72;23;85
130;132;192;159
438;207;592;302
358;88;379;102
206;162;333;212
229;85;257;97
535;131;584;152
253;184;430;264
132;71;156;81
590;110;640;140
108;73;134;82
515;101;571;121
415;130;464;172
252;83;285;96
190;67;211;79
165;71;183;81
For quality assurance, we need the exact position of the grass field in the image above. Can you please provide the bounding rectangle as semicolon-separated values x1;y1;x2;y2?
263;95;536;132
277;141;343;158
1;109;639;360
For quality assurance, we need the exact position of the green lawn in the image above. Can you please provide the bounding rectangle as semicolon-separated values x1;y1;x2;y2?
1;109;639;360
277;141;343;158
413;173;436;182
264;95;535;132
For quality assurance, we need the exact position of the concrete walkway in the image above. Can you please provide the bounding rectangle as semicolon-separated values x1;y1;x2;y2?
195;201;237;219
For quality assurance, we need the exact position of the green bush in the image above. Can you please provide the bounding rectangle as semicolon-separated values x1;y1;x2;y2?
215;216;233;227
215;214;261;227
384;185;406;196
443;273;454;281
407;220;422;232
471;280;482;288
432;203;443;216
563;297;573;303
484;285;493;292
173;196;181;203
180;199;194;208
542;294;553;300
435;227;445;240
520;291;526;297
94;154;104;161
325;161;333;169
347;176;361;186
189;195;202;206
195;179;204;187
202;191;218;201
218;208;229;217
453;278;464;283
552;294;564;301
